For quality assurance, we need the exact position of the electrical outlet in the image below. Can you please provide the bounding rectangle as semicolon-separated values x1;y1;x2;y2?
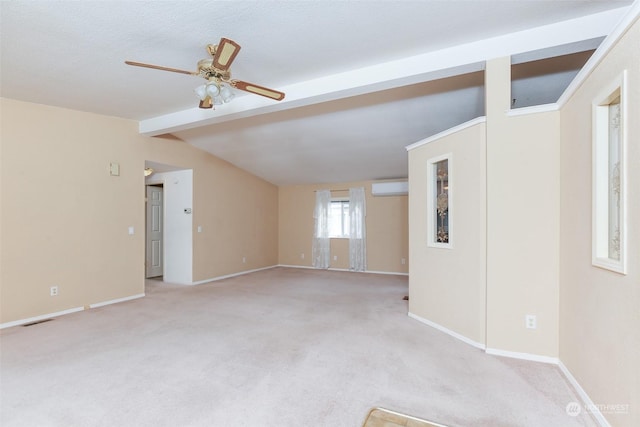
242;257;246;263
401;258;406;265
333;255;338;261
50;286;59;297
300;253;305;259
526;315;537;329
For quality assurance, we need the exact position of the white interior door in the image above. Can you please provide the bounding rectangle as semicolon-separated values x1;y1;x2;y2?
146;185;163;278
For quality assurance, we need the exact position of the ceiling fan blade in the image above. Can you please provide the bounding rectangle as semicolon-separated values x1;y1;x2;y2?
212;38;241;71
125;60;196;76
233;80;285;101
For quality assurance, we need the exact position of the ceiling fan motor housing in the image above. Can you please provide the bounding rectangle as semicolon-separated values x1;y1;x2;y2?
197;59;231;81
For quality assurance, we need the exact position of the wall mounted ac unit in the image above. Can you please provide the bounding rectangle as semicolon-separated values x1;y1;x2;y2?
371;181;408;197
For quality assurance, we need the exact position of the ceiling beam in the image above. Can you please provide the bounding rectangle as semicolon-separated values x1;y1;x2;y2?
139;6;629;136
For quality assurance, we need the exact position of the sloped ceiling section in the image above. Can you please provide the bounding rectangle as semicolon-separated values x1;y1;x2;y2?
0;1;633;185
175;72;485;185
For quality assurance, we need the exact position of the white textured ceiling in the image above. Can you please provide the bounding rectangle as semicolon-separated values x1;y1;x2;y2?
1;1;634;185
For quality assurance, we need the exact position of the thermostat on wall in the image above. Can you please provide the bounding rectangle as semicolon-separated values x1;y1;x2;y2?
184;208;192;214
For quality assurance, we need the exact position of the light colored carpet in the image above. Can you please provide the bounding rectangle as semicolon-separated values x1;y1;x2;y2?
1;267;596;426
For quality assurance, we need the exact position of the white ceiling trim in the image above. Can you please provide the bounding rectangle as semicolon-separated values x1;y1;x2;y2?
510;38;604;65
139;6;629;137
405;117;487;152
557;0;640;107
507;103;560;117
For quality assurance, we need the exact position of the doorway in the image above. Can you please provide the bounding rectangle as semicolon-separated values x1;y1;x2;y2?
144;162;193;284
146;184;164;278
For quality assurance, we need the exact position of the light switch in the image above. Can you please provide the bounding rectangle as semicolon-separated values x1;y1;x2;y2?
197;226;202;233
128;226;134;235
110;162;120;176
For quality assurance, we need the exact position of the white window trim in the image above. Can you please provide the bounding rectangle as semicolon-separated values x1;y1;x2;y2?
427;153;453;249
592;70;627;274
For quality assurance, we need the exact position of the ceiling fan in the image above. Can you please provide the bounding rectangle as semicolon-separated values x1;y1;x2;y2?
125;37;285;109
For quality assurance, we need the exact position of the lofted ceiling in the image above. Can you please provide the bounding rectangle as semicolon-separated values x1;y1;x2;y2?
0;1;634;185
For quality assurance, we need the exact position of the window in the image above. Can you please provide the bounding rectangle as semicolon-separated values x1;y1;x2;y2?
427;154;452;248
329;199;349;238
592;71;627;274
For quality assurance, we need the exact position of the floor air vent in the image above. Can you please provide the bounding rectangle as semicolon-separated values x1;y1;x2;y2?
22;319;53;327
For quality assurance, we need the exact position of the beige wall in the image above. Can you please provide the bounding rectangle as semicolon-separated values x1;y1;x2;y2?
407;121;487;345
145;137;279;282
0;98;278;324
402;23;638;423
188;148;278;281
278;182;408;274
559;18;640;427
485;58;560;358
407;60;560;356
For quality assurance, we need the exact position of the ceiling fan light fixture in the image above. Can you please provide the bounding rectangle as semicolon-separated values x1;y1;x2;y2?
205;82;220;98
194;85;208;100
220;84;234;103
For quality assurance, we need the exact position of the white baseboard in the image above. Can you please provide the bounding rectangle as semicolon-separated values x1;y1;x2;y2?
191;265;278;285
366;269;409;276
408;312;486;350
485;347;559;364
558;361;611;427
278;264;314;270
407;313;559;364
1;292;148;329
89;293;145;309
277;264;408;276
0;306;84;329
277;264;349;272
406;312;608;425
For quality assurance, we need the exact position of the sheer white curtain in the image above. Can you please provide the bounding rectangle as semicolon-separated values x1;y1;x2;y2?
349;187;367;272
312;189;331;269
